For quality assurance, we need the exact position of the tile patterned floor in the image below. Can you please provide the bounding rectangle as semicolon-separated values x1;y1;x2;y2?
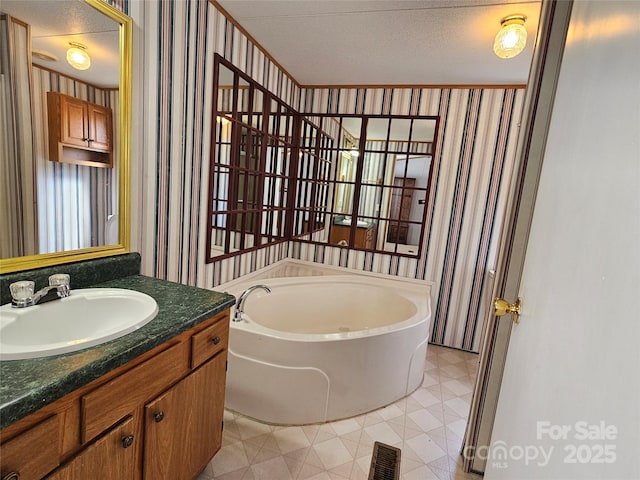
197;345;481;480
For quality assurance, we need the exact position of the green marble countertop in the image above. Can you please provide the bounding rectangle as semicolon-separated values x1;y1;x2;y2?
0;275;235;430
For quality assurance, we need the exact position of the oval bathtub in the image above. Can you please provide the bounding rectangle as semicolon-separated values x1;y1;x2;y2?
221;272;431;425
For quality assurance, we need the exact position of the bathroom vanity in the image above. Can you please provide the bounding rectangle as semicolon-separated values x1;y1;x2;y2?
0;270;235;480
329;216;376;249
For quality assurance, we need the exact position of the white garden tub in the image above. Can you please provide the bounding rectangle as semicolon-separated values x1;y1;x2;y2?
219;265;431;425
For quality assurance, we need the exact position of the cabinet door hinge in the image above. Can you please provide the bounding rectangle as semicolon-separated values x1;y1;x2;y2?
221;421;224;432
225;360;228;372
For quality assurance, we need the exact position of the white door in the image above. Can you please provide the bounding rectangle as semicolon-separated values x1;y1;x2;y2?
485;1;640;479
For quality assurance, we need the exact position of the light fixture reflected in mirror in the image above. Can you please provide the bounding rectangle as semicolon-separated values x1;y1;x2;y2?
66;42;91;70
493;15;527;59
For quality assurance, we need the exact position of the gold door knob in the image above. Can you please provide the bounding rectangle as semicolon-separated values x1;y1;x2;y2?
494;297;522;323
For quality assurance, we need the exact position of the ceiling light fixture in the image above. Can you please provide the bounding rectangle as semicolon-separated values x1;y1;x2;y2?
66;42;91;70
493;15;527;59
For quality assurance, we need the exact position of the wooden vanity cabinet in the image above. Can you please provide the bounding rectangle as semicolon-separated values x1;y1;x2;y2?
0;310;230;480
329;223;376;249
47;92;113;168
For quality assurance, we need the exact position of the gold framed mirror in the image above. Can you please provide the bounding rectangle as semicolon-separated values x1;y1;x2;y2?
0;0;132;274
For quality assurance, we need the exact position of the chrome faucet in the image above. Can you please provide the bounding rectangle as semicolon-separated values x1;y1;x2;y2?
9;274;71;308
233;284;271;322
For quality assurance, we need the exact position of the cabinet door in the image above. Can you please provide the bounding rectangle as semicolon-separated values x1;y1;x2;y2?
329;224;350;245
143;353;226;480
88;104;112;152
46;416;137;480
60;95;89;147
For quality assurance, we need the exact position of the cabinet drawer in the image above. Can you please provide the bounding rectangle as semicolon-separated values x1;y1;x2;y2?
0;415;59;480
191;318;229;369
82;342;187;442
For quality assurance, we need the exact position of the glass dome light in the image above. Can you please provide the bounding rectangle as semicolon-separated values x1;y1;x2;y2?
493;15;527;59
66;42;91;70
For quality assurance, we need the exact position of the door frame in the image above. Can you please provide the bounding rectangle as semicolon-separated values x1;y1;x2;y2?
462;0;574;473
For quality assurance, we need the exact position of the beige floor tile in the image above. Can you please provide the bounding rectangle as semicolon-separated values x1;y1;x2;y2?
236;416;273;440
364;421;403;446
339;429;363;444
444;397;471;418
250;455;292;480
330;417;362;436
378;402;405;420
362;410;385;427
438;349;467;365
273;426;312;454
440;364;469;379
240;468;255;480
304;471;332;480
314;427;338;445
210;442;250;476
301;446;326;469
302;424;321;443
283;448;308;478
313;437;354;470
446;419;468;439
250;444;281;464
213;467;249;480
403;464;442;480
428;463;452;480
339;437;360;458
422;373;441;387
329;460;355;478
411;387;443;408
406;434;448;464
442;379;474;396
349;462;369;480
208;344;484;479
439;385;460;402
408;408;444;433
387;419;405;438
354;439;374;460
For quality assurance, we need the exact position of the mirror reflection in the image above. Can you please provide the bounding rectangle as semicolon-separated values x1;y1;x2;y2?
299;114;437;255
208;55;439;260
207;57;293;260
0;0;123;265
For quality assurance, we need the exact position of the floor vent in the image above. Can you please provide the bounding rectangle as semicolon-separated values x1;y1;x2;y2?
368;441;401;480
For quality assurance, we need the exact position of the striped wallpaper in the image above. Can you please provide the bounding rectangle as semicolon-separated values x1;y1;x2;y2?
0;15;36;258
291;86;522;352
128;0;524;352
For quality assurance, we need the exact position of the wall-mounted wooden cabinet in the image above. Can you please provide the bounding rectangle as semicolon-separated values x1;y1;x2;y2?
47;92;113;168
0;311;230;480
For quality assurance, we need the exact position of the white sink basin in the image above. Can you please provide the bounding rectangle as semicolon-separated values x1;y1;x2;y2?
0;288;158;360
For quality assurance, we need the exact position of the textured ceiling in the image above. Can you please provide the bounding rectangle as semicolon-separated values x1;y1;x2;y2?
1;1;119;88
217;0;542;86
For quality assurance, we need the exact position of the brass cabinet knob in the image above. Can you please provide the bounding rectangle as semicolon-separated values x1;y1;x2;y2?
212;336;221;345
153;411;165;423
121;434;134;448
494;297;522;323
